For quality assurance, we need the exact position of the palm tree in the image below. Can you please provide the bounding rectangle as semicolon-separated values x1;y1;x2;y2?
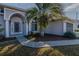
25;7;39;35
25;3;68;36
36;3;63;36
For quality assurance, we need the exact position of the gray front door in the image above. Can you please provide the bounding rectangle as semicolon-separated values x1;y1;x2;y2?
11;21;23;35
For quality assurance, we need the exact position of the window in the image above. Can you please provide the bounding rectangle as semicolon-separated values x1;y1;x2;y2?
32;20;37;31
0;8;4;13
77;24;79;28
14;22;20;32
66;23;73;32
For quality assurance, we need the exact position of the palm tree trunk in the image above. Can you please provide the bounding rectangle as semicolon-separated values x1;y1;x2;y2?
40;25;44;36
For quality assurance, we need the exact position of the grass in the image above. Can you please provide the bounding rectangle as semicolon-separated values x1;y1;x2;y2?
0;40;79;56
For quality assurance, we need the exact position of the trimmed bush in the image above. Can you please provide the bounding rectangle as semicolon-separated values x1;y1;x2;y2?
0;35;5;40
63;32;76;39
0;36;16;42
24;33;41;39
25;34;34;39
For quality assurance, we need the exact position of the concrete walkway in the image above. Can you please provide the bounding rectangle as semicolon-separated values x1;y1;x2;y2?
17;36;79;48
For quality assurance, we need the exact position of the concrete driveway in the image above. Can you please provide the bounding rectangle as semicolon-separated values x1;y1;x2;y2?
17;36;79;48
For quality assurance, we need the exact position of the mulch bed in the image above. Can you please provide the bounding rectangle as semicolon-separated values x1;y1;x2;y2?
0;37;16;42
34;34;72;42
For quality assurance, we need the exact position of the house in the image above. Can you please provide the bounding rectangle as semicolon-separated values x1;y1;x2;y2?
0;3;36;37
0;3;79;38
45;3;79;37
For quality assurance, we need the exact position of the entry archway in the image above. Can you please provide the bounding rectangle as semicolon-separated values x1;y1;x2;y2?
9;13;26;36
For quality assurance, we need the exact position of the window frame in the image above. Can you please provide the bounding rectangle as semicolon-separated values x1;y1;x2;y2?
31;20;38;32
11;21;23;34
14;22;20;32
66;23;73;32
77;24;79;28
0;8;4;13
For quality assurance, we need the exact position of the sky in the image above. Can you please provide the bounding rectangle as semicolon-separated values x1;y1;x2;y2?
1;3;79;20
1;3;36;10
62;3;79;20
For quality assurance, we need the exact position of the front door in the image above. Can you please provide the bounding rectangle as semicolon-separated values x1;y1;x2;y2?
14;22;20;32
11;21;23;35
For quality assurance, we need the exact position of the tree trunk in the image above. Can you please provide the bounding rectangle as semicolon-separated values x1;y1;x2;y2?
40;27;44;36
40;31;44;36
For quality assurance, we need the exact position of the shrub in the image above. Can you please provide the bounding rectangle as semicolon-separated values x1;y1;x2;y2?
0;36;16;42
63;32;76;39
33;33;40;37
24;32;41;39
0;35;5;40
25;34;34;39
5;37;16;40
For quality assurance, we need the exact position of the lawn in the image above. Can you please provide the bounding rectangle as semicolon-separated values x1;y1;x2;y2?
0;40;79;56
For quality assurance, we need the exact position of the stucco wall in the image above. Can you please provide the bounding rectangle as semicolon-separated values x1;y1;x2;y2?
45;21;63;35
3;7;28;37
4;8;25;20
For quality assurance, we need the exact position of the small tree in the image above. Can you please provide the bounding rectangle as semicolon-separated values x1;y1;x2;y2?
25;3;68;36
25;7;38;35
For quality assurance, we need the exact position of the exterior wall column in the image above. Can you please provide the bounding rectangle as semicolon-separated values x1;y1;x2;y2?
25;22;28;35
63;22;66;33
73;23;76;32
5;20;9;37
29;23;31;32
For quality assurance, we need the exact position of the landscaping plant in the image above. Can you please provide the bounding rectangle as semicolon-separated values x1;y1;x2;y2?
63;32;76;39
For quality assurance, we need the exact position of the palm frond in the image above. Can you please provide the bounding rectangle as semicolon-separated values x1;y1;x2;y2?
25;7;38;22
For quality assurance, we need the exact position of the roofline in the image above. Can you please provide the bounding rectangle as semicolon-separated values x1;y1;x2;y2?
0;4;26;12
72;19;79;22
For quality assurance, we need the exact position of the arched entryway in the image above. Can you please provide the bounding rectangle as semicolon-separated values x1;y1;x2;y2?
9;13;26;36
